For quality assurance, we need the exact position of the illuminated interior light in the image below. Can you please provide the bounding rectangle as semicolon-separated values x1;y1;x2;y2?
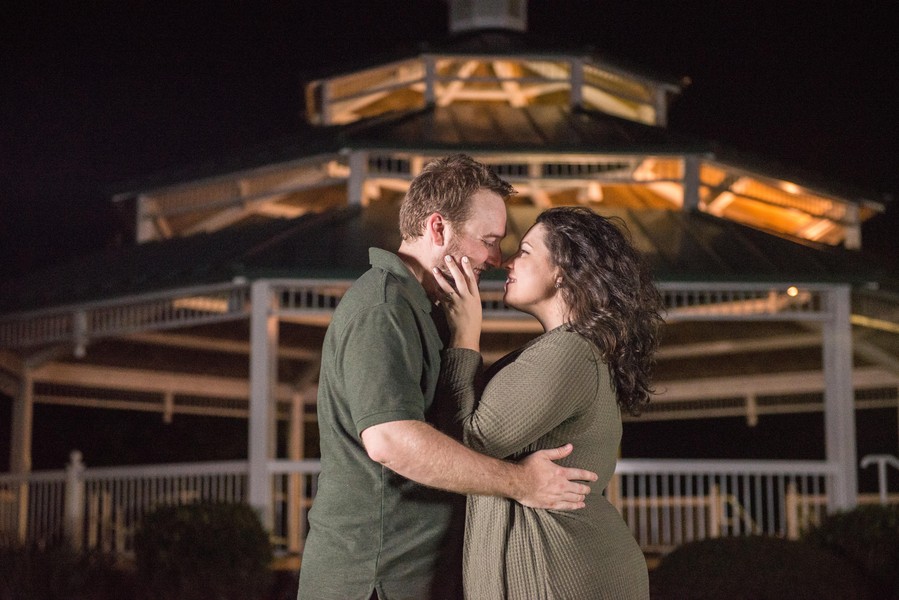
172;296;231;313
786;286;799;297
799;219;838;241
705;191;736;216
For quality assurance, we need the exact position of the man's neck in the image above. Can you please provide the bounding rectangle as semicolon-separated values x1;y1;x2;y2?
396;242;438;302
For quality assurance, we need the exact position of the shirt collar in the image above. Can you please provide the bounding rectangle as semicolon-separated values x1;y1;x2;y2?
368;247;432;312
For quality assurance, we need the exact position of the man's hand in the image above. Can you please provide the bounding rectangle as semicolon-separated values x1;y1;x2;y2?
513;444;598;510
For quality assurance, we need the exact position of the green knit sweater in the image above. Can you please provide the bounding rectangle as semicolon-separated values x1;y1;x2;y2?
439;327;649;600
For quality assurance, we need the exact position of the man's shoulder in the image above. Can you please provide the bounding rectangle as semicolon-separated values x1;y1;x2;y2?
330;267;421;331
342;265;408;307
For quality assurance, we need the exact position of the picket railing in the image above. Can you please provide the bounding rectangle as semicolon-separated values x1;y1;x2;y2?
1;454;896;558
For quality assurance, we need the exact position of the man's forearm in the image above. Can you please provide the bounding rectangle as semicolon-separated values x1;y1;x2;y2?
361;420;522;498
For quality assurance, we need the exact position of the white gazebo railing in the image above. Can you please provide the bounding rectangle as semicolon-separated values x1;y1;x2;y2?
3;454;896;558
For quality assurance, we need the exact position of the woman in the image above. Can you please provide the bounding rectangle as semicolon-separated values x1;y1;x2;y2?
434;206;663;599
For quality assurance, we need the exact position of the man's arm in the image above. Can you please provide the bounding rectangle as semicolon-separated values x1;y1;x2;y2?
361;419;597;510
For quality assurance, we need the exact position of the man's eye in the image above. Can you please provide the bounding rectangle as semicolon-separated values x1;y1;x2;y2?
482;239;495;248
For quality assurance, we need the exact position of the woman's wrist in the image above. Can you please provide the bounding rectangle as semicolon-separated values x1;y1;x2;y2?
451;333;480;351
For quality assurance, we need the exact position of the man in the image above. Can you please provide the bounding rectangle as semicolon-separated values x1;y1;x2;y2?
298;155;597;600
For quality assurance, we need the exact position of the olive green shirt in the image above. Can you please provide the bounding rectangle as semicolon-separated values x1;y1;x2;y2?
298;248;463;600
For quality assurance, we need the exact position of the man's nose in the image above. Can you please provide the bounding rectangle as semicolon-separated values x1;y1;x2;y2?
486;245;503;268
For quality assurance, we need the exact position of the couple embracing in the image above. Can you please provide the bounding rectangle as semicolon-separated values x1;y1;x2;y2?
298;154;662;600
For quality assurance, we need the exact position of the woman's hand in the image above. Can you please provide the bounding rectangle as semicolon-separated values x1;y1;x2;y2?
433;255;483;350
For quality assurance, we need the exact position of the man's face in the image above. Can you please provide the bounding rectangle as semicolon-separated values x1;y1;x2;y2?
441;189;507;284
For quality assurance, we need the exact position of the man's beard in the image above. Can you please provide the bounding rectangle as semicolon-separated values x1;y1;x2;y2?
438;237;469;291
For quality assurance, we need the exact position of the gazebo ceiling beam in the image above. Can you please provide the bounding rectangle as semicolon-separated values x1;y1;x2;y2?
491;60;528;107
31;361;296;401
654;365;896;403
126;331;320;361
437;59;481;106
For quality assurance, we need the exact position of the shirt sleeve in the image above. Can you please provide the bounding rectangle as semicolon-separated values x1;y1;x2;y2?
338;302;429;436
457;332;604;459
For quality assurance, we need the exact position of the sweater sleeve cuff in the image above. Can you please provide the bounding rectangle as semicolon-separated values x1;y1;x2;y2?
440;347;482;385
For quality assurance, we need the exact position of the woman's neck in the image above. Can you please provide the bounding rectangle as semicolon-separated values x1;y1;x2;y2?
533;300;568;332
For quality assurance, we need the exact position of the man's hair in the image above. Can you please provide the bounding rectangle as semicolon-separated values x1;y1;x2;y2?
399;154;515;240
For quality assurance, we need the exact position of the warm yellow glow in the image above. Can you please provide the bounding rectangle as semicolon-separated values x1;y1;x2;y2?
851;314;899;334
786;286;799;297
172;296;231;313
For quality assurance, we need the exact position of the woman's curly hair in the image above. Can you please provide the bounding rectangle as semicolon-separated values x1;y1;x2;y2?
537;207;664;415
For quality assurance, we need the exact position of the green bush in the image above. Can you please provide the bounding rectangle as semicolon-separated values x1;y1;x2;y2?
133;501;273;600
649;535;873;600
802;504;899;599
0;543;130;600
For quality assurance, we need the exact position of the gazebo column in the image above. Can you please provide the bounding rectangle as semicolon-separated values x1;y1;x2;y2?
286;389;306;553
682;156;700;211
10;370;33;543
823;285;857;511
249;281;278;529
347;150;369;206
10;370;33;475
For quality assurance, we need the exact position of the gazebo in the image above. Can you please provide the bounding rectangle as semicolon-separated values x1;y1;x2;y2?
2;0;897;556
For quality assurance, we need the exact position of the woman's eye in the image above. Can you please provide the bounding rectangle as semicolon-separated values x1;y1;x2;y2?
482;239;495;248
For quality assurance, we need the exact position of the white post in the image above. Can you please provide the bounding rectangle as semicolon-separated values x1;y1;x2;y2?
287;391;304;553
64;450;85;550
682;156;700;211
569;57;583;109
347;150;368;206
10;371;33;544
249;281;278;529
424;55;436;106
653;87;668;127
10;371;33;475
823;285;857;511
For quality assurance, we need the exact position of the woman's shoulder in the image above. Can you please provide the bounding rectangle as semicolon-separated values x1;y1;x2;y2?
528;327;599;360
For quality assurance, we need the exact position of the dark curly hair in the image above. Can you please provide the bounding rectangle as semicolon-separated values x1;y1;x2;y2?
536;207;663;415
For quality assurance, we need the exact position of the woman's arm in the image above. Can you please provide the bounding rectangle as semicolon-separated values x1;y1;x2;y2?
435;256;601;460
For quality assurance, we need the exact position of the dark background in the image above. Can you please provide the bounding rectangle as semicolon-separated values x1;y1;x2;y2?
1;1;898;476
2;0;897;279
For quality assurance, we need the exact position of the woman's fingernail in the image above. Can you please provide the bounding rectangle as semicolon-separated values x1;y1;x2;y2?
445;255;452;262
462;256;469;263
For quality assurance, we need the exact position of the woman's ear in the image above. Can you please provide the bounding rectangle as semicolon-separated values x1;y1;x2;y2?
553;267;564;289
426;212;447;246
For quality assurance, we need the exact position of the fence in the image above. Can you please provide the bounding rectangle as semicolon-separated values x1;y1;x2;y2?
607;459;837;553
1;454;897;558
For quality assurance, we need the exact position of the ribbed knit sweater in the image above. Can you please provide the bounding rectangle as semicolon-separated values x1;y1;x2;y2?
439;327;649;600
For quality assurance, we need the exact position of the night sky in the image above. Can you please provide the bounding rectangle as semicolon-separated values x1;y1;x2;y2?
2;0;898;279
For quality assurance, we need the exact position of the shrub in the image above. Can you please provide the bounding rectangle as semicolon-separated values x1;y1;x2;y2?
133;501;273;600
649;535;873;600
0;543;130;600
802;504;899;599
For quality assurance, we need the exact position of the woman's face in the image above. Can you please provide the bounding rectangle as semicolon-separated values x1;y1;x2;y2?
502;223;561;316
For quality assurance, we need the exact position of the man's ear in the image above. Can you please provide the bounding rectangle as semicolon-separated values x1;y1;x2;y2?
425;212;448;246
